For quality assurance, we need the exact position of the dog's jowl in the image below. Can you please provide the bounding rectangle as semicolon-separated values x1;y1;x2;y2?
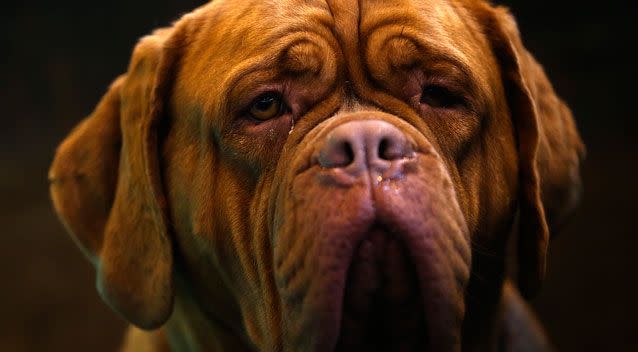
49;1;584;351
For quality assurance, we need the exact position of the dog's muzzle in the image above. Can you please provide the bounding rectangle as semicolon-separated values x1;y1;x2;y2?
274;114;469;352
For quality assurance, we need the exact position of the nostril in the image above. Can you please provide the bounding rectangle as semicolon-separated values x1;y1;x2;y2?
331;141;355;168
378;138;391;161
319;139;356;168
343;141;355;166
378;136;407;161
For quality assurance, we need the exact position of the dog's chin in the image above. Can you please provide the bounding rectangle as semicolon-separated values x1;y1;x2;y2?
335;224;428;352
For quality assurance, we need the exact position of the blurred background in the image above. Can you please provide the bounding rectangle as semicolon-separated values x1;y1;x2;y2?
1;0;635;351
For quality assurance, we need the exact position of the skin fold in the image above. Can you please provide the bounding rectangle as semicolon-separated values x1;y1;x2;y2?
48;1;585;351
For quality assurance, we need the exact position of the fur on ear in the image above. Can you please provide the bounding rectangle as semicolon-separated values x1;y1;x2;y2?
49;26;183;329
480;5;585;298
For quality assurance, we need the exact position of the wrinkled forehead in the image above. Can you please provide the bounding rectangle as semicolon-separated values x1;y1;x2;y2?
182;0;495;102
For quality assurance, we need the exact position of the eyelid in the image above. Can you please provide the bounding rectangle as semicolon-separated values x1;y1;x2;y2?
421;85;462;105
422;66;484;113
230;82;284;113
420;76;478;114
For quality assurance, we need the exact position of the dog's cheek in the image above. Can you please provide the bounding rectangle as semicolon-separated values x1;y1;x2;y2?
214;116;293;178
161;126;240;295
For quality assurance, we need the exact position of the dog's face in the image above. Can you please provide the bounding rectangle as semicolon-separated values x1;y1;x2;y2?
49;1;584;351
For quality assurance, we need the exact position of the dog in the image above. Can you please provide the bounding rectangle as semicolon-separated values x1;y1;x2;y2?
49;0;585;351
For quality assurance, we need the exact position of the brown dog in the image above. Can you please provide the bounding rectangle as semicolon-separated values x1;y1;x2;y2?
49;0;584;351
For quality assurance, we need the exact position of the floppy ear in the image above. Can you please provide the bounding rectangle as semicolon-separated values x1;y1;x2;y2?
482;6;586;297
48;27;182;329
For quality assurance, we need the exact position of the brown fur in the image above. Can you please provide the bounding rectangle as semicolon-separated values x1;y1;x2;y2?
49;1;584;351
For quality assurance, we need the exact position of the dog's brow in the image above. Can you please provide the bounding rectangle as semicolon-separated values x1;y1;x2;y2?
427;55;473;81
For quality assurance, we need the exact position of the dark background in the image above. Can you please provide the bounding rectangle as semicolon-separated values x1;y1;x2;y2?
1;1;635;351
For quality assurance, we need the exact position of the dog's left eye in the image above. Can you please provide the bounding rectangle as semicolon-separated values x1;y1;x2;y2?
420;85;464;109
249;92;284;121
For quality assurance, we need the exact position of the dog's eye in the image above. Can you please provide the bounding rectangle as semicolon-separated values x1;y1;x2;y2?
249;92;283;121
420;85;463;109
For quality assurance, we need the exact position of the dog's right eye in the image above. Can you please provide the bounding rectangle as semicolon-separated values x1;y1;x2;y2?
249;92;284;121
420;85;464;109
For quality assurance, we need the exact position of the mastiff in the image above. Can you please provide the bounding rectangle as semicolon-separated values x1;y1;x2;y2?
49;0;585;351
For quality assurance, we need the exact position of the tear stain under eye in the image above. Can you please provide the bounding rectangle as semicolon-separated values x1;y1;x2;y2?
289;115;295;135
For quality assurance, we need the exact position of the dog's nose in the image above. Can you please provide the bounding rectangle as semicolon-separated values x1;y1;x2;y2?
318;120;414;176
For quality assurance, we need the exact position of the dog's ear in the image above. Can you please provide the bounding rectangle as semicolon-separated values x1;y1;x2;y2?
49;26;183;329
480;6;585;297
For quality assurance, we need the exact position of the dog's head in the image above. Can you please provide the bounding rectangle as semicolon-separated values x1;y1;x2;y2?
49;1;584;351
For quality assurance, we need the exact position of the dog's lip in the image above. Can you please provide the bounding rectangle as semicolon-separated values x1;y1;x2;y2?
321;212;464;352
334;222;428;351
